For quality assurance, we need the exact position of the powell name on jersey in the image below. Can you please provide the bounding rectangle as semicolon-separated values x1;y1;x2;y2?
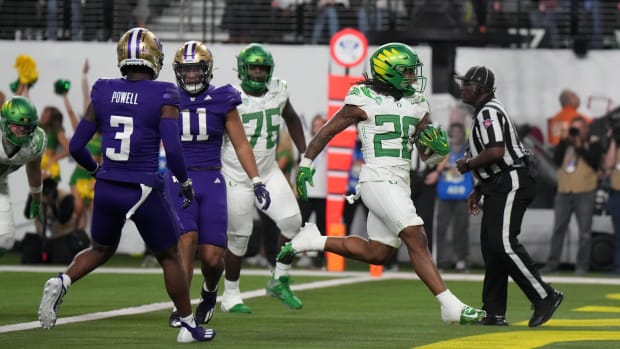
91;78;179;188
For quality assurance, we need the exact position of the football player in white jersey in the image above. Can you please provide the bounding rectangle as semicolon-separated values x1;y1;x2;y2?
220;43;307;313
280;43;487;325
0;96;45;253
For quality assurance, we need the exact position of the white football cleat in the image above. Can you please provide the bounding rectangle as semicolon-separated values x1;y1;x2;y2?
38;274;67;329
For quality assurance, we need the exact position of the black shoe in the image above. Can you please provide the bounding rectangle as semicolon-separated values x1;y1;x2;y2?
474;314;508;326
195;288;217;324
168;310;181;328
529;289;563;327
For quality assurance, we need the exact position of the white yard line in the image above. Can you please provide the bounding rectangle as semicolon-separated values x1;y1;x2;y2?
2;266;619;334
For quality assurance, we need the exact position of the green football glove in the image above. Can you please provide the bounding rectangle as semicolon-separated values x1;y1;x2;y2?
28;199;44;225
296;158;316;201
419;124;450;156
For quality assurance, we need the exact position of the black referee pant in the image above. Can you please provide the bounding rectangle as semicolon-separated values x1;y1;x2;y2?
479;168;554;316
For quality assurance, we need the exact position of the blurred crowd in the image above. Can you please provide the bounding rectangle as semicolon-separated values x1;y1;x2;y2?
1;1;620;49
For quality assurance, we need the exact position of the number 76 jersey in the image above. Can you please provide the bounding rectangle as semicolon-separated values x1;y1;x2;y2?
221;78;289;182
347;85;430;183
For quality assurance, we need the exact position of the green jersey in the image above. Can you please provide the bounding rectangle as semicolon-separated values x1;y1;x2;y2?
221;78;289;182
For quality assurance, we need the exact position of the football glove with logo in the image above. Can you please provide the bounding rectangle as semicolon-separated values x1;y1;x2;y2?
296;158;315;201
252;177;271;210
418;124;450;156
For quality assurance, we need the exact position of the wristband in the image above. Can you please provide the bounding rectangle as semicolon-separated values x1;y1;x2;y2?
88;163;99;175
30;185;43;194
251;176;264;186
299;157;313;168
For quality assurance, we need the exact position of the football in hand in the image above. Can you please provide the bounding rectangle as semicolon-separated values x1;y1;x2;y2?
416;138;434;156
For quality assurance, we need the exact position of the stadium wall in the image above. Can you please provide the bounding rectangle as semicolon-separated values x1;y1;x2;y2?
0;41;617;254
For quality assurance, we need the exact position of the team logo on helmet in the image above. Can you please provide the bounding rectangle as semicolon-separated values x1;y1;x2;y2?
117;27;164;79
237;43;274;94
0;96;39;146
173;41;214;95
370;43;426;97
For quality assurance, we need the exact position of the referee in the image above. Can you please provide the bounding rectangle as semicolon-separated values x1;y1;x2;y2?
454;66;563;327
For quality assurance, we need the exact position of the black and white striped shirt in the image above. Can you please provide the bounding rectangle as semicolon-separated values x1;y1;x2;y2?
468;98;527;181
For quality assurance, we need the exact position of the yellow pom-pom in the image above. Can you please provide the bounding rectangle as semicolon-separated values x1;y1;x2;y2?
14;54;38;85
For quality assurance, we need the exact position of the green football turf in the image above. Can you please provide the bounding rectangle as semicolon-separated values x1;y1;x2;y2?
1;253;620;349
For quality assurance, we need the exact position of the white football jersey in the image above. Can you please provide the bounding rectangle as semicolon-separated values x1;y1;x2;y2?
344;85;429;184
0;127;46;179
221;78;289;182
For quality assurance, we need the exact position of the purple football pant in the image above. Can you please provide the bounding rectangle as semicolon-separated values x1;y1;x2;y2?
91;179;180;253
166;170;227;247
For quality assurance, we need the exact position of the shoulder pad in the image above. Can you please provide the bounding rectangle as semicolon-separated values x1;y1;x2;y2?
268;78;288;93
32;127;47;155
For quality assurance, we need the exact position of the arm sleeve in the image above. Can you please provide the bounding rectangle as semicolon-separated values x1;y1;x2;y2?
69;119;99;173
159;117;188;183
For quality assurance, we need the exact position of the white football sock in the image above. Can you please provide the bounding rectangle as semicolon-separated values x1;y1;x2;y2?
273;261;291;279
60;273;72;288
179;314;196;328
224;278;239;292
436;289;464;321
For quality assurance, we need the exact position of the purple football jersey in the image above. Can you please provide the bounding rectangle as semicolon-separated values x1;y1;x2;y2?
177;84;241;168
90;78;180;187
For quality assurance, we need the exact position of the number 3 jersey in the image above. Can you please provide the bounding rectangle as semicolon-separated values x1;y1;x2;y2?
90;78;180;187
177;84;241;168
221;78;289;182
345;85;429;184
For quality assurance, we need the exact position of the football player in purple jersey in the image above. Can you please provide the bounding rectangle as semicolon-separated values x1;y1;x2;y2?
37;28;214;343
166;41;269;327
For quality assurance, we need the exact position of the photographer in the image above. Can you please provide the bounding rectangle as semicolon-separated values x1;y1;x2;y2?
541;116;604;274
24;178;89;264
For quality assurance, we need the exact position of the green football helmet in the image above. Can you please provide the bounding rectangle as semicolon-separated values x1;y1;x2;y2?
0;96;39;146
370;42;426;96
237;43;274;94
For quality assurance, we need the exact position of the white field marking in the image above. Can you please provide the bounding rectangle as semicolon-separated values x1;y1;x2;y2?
3;266;620;334
4;265;620;285
1;273;377;334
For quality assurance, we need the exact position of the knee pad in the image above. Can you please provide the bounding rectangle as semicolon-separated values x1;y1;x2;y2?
276;214;302;240
227;233;250;257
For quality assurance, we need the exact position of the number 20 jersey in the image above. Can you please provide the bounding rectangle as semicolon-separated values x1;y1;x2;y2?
221;78;289;182
345;85;429;184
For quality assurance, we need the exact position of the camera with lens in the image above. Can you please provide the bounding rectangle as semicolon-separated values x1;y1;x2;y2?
568;127;580;138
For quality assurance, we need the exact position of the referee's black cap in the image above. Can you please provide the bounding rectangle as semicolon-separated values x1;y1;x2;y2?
454;66;495;90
